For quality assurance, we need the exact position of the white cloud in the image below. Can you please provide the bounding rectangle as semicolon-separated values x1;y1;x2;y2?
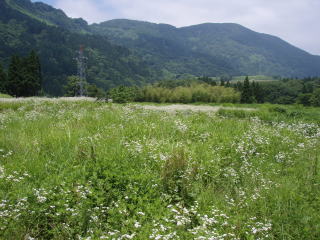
49;0;320;54
54;0;108;23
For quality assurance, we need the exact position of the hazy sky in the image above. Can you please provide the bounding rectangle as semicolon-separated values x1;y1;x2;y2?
33;0;320;55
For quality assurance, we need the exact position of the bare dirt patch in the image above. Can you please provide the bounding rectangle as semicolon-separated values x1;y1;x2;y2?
0;97;96;102
142;104;256;112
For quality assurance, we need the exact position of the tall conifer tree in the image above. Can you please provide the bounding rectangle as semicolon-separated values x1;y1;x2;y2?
253;82;264;103
7;51;42;97
241;76;252;103
0;63;7;93
24;50;42;96
7;55;23;97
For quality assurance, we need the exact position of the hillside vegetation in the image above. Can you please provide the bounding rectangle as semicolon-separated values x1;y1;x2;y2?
0;0;154;96
91;19;320;78
1;0;320;97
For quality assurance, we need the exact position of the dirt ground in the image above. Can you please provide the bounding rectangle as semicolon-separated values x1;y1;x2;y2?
141;104;256;112
0;97;256;112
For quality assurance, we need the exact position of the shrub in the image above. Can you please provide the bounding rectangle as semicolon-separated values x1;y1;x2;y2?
311;88;320;106
161;149;191;200
141;84;240;103
108;86;138;103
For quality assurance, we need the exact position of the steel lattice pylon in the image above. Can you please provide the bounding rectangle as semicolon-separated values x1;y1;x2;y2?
75;45;87;96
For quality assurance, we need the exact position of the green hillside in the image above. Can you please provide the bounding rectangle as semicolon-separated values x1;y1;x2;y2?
1;0;320;96
91;20;237;78
0;0;154;95
91;19;320;78
5;0;90;32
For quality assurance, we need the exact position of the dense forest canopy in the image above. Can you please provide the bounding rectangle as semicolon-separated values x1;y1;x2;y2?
1;0;320;97
0;0;155;96
106;77;320;106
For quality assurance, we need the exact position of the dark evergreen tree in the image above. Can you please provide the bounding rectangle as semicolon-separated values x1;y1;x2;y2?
7;55;23;97
241;76;252;103
297;93;312;106
252;82;264;103
0;63;7;93
235;81;243;92
311;88;320;106
23;50;42;96
225;80;231;88
302;82;308;94
6;51;42;97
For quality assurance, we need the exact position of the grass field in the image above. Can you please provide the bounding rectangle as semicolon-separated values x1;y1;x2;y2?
0;99;319;239
209;75;278;83
231;75;278;82
0;93;12;98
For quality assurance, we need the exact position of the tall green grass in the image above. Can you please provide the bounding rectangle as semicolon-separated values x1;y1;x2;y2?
0;101;319;239
0;93;12;98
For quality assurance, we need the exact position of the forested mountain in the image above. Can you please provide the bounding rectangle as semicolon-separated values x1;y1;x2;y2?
91;19;320;78
0;0;154;95
91;20;237;78
5;0;90;32
1;0;320;96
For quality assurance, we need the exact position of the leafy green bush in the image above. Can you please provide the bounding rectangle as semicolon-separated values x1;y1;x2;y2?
108;86;139;103
311;88;320;106
141;84;240;103
269;106;287;114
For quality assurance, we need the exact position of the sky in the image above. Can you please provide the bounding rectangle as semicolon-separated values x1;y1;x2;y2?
32;0;320;55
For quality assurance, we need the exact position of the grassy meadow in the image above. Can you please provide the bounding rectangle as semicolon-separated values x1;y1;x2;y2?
0;99;319;239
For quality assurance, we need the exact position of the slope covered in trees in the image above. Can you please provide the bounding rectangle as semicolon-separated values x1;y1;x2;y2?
1;0;320;97
91;19;320;78
0;0;154;96
5;0;90;32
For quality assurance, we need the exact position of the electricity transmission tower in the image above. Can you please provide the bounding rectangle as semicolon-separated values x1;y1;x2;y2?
75;45;87;96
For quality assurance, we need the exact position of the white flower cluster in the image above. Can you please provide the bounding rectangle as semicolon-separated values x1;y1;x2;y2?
0;164;30;183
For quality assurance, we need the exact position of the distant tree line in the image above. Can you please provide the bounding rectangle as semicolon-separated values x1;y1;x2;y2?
242;77;319;106
0;51;42;97
199;76;320;106
108;82;240;104
107;76;320;106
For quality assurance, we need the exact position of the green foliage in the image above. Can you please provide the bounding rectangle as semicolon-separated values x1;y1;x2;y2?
24;50;42;95
198;76;217;86
0;0;153;96
0;63;7;93
141;84;240;103
64;75;83;97
6;0;90;32
108;86;139;103
0;93;12;98
241;76;253;103
0;100;319;239
5;51;42;97
92;20;320;78
161;149;191;200
2;0;320;98
256;77;319;105
64;75;105;98
297;93;313;106
6;55;22;97
311;88;320;106
86;84;105;99
251;81;264;103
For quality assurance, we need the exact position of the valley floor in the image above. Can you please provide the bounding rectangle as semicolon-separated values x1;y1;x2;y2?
0;100;319;239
